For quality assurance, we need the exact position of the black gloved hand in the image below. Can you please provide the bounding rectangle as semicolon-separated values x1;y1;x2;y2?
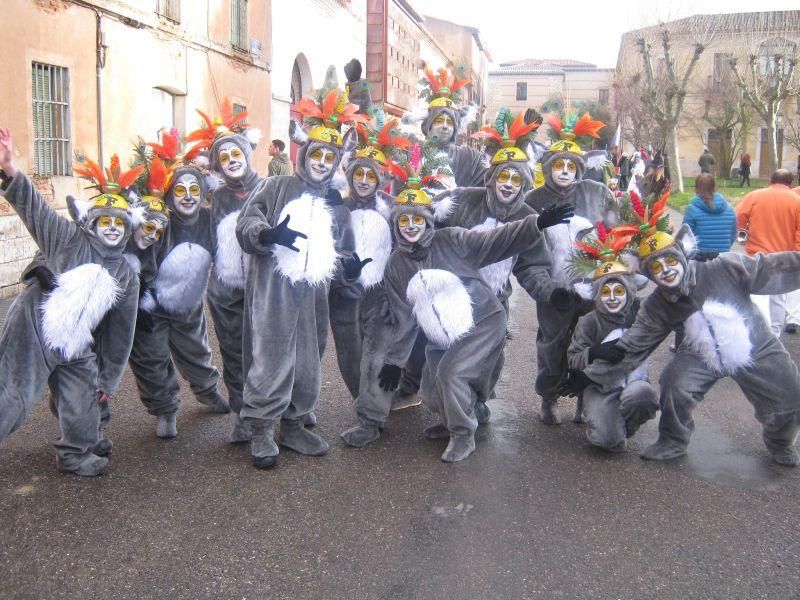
344;58;363;83
31;266;56;292
378;364;402;392
557;369;593;398
537;203;575;229
588;339;625;364
259;215;307;252
549;287;578;313
342;252;372;280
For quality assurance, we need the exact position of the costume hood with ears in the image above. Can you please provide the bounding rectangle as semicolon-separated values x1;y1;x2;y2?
541;112;606;191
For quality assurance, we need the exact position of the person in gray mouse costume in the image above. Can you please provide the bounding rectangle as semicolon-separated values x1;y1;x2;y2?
378;157;575;462
573;194;800;466
185;99;262;443
524;111;614;425
0;130;140;476
236;86;368;469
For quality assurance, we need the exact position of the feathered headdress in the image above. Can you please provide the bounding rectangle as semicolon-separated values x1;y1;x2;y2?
419;66;471;109
570;227;635;281
610;189;673;259
74;153;143;211
384;143;450;207
354;106;413;166
546;111;606;155
472;108;542;165
295;87;369;148
185;97;250;153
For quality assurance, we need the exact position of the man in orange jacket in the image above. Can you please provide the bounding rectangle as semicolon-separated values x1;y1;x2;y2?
736;169;800;335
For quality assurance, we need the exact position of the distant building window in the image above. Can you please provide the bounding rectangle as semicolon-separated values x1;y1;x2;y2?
31;62;71;176
516;82;527;101
156;0;180;23
231;0;248;51
599;88;609;106
233;103;247;117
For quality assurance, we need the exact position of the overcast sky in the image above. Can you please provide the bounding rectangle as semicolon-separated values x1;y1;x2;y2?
414;0;796;68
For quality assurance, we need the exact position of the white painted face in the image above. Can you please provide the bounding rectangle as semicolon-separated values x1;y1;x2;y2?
428;113;455;144
94;215;126;248
397;212;426;244
494;167;523;204
217;141;247;180
132;219;165;250
648;255;685;289
551;158;577;188
307;147;336;182
599;278;627;314
172;173;203;217
352;165;379;198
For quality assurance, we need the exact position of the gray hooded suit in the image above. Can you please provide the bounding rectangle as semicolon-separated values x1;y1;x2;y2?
0;173;138;474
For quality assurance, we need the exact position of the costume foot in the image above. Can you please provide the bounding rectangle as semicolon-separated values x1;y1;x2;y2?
441;434;476;463
640;437;688;461
572;410;586;424
603;440;626;453
92;429;113;457
423;423;450;440
785;323;797;335
770;448;800;466
279;419;329;456
197;391;231;414
252;454;278;469
474;402;491;425
156;414;178;439
303;412;317;428
340;420;381;448
230;413;252;444
250;421;279;469
540;398;559;425
391;391;422;411
57;454;109;477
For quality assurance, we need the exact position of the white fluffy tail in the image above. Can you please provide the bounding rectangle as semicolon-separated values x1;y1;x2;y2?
351;208;391;289
406;269;474;348
214;210;249;289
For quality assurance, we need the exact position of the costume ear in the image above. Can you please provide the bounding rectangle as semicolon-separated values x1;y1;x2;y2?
673;223;697;258
340;128;357;157
129;200;149;228
375;190;394;221
66;195;90;223
432;189;456;222
289;119;308;145
584;150;609;171
458;105;478;129
620;250;640;275
633;274;649;291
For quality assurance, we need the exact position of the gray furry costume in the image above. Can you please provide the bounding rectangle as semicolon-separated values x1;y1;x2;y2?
524;146;613;423
129;165;229;439
584;226;800;466
236;123;357;469
0;172;139;476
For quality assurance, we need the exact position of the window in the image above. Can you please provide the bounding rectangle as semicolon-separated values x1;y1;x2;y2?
156;0;180;23
233;103;246;117
598;88;609;106
516;82;527;101
31;62;71;176
231;0;248;51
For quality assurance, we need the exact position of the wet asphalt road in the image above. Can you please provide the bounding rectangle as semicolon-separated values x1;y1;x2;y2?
1;287;799;599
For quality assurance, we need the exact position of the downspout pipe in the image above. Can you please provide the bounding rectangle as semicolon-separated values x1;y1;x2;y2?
94;9;105;169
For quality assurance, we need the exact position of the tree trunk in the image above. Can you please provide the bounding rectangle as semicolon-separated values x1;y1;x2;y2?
667;124;683;192
766;110;779;175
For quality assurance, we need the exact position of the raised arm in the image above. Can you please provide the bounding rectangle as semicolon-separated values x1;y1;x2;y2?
722;251;800;296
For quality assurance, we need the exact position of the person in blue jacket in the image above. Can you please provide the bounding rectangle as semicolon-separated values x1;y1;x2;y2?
682;173;736;260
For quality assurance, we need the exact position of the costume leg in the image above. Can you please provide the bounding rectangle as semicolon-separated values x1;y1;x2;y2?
583;385;627;451
128;314;180;416
641;352;719;461
328;289;363;399
207;291;245;413
535;301;578;424
619;379;658;438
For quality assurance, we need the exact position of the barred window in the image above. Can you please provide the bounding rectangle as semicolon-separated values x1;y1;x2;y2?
598;88;609;106
156;0;181;23
233;103;246;117
231;0;248;51
32;62;71;177
516;82;527;101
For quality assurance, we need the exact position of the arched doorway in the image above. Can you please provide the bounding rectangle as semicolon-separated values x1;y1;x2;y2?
289;54;312;163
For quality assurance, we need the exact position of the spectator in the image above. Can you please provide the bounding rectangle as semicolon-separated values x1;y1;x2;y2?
267;139;293;176
683;174;736;260
628;152;645;192
739;152;752;187
698;147;715;174
618;152;630;191
736;169;800;336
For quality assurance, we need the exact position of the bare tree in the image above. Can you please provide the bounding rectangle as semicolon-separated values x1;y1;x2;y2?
786;108;800;156
613;73;660;151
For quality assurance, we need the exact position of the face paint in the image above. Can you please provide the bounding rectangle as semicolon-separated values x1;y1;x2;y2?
494;167;523;204
307;147;336;182
397;213;426;244
551;158;577;188
217;141;247;180
172;173;203;217
132;219;165;250
95;215;126;248
600;280;627;314
352;165;379;198
429;113;455;144
647;255;684;289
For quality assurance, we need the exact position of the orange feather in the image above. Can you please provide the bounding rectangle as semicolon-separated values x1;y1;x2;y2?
610;224;641;238
547;114;563;138
472;127;504;145
148;156;168;192
575;241;602;259
321;89;339;120
116;164;145;191
508;112;539;140
573;113;606;139
610;233;634;255
73;158;107;188
295;97;324;119
423;68;440;92
383;160;409;182
449;79;470;92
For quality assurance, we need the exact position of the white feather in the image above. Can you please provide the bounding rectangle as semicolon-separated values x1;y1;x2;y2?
601;327;648;386
471;217;514;294
123;252;142;275
272;194;339;286
154;243;212;315
214;210;249;289
543;215;594;284
40;264;121;361
350;209;391;289
406;269;474;348
683;299;753;375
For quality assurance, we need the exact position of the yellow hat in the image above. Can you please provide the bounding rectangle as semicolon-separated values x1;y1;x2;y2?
356;145;388;166
91;191;130;212
395;183;432;207
639;230;676;259
491;145;528;165
308;125;344;147
548;138;584;155
141;195;170;217
593;257;630;280
428;96;457;110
